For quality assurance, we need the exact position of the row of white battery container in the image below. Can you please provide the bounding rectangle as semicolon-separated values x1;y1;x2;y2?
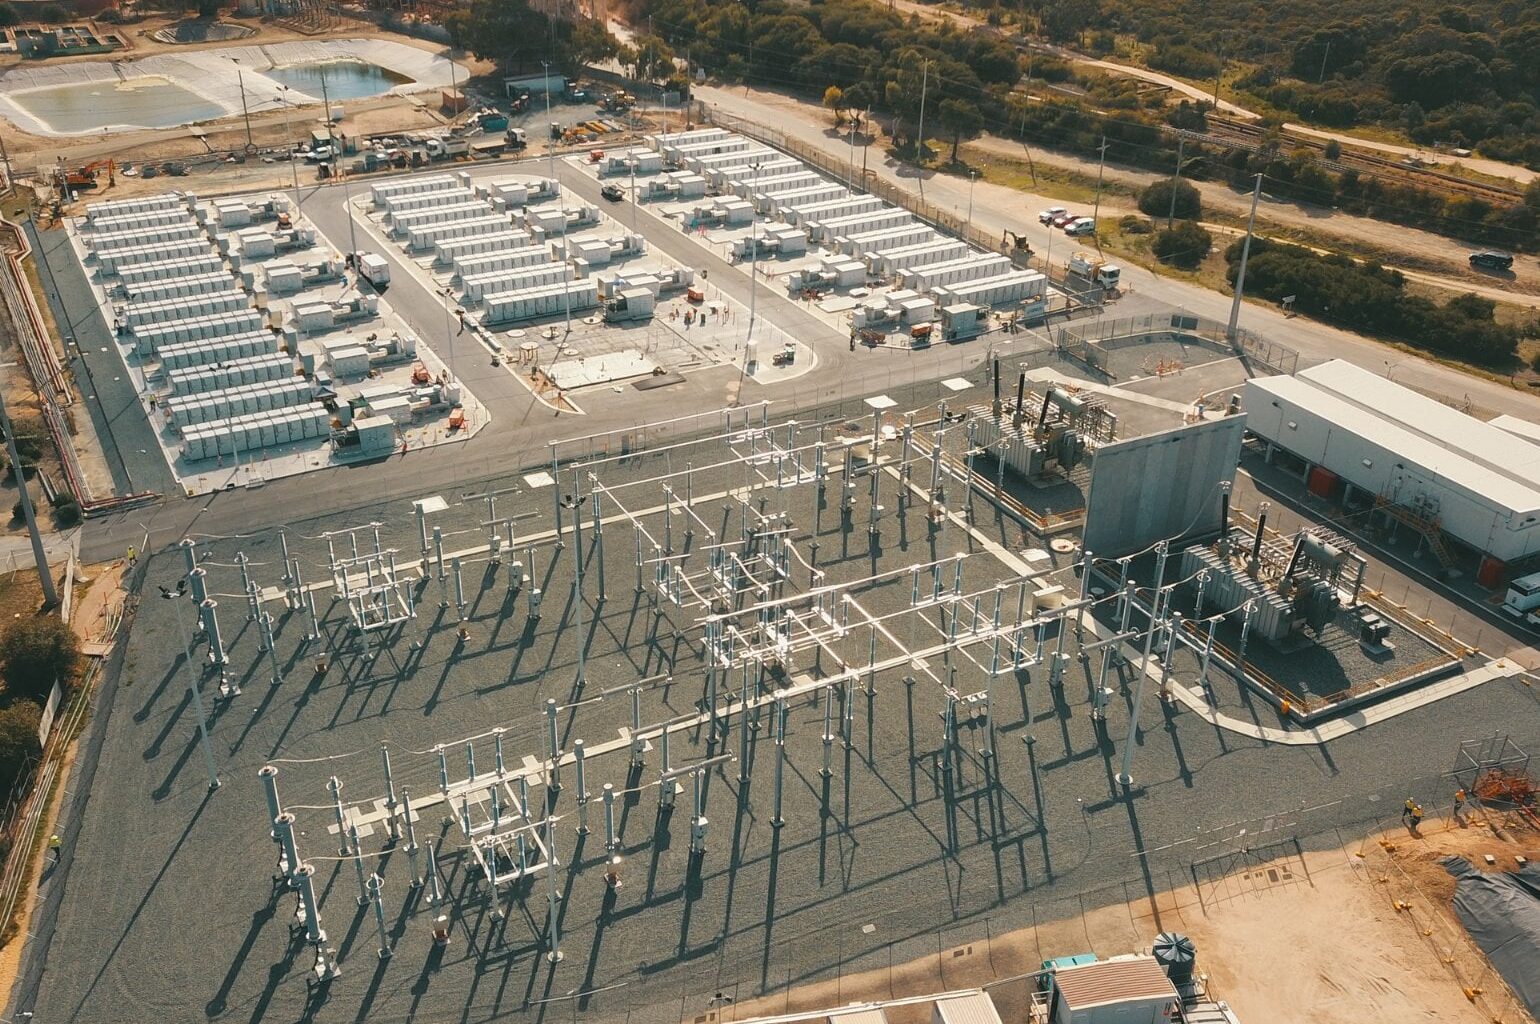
647;126;732;151
763;183;846;216
169;352;294;396
683;146;777;176
159;331;276;372
729;168;817;197
117;253;225;288
92;222;204;252
783;194;884;228
167;378;314;426
389;200;488;236
370;173;459;208
97;239;214;275
522;203;599;235
85;193;186;223
180;405;331;462
125;289;250;328
88;207;191;235
869;240;970;277
482;280;599;323
134;310;267;356
410;216;510;252
452;243;551;283
643;173;707;201
124;271;235;304
462;262;570;303
901;254;1015;294
383;187;476;219
810;209;912;244
930;271;1047;308
435;231;532;266
837;224;939;259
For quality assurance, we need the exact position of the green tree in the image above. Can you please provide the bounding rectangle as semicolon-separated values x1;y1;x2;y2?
938;98;983;163
1041;0;1099;43
632;34;676;84
823;85;846;125
569;18;619;69
1137;177;1202;221
0;617;79;704
1153;221;1213;269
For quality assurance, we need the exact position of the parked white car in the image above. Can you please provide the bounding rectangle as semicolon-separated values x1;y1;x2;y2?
1038;206;1068;224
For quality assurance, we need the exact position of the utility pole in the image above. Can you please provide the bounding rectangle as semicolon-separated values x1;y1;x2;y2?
229;58;254;152
1212;42;1226;107
276;87;301;210
1166;137;1185;230
0;382;56;607
915;59;930;198
1227;173;1264;342
1092;135;1108;225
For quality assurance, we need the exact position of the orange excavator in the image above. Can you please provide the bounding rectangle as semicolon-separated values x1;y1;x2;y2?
60;158;116;191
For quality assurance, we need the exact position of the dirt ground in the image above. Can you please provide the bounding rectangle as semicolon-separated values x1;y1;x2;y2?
716;813;1539;1024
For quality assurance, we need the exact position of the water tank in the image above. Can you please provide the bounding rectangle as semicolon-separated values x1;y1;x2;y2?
1152;932;1196;986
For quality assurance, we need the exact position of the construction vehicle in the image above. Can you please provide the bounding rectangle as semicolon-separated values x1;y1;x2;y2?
59;158;116;192
1002;229;1033;255
1066;250;1121;290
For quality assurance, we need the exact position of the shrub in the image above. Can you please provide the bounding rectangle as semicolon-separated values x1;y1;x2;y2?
1138;177;1202;221
52;499;81;527
0;702;41;793
5;413;46;464
1153;222;1213;269
1119;214;1152;234
0;617;80;703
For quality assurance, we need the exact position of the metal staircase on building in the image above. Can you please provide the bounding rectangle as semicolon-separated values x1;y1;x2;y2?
1375;494;1457;569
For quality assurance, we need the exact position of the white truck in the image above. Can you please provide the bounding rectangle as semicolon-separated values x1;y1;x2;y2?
1502;570;1540;623
1067;250;1121;291
356;252;391;290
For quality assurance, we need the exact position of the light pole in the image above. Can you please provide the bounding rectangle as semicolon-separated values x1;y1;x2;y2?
1227;173;1264;342
440;286;459;384
275;87;301;210
966;167;978;233
747;159;763;352
163;577;219;791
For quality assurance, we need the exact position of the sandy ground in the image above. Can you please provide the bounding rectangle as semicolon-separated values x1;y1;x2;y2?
716;812;1539;1024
